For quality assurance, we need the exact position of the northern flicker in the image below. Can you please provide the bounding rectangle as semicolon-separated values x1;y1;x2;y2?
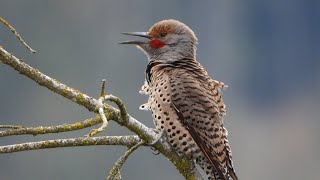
120;19;237;180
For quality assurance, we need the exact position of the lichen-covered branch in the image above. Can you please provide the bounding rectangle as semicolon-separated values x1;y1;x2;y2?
0;47;155;141
87;94;129;137
0;17;36;53
0;125;25;129
0;116;102;137
0;135;140;154
86;97;110;137
0;47;201;180
106;140;145;180
103;95;129;124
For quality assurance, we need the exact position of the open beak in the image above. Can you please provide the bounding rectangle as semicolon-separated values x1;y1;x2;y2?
119;32;152;45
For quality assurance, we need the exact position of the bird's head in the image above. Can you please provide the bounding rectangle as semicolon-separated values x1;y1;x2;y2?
120;19;198;62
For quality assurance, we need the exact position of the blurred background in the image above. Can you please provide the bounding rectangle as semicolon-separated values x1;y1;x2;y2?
0;1;319;180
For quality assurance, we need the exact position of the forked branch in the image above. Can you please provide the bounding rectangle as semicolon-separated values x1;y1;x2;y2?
0;116;102;137
106;140;145;180
0;17;36;53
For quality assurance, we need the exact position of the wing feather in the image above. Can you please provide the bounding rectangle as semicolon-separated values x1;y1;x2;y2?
171;102;226;180
168;70;231;179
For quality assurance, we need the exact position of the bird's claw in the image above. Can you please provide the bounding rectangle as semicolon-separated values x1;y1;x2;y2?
148;129;164;155
150;146;161;155
148;128;164;145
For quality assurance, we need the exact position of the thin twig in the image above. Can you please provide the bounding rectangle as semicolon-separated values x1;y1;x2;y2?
86;82;128;137
86;80;109;137
106;140;145;180
100;79;107;97
0;135;140;154
0;17;36;53
0;116;102;137
86;100;109;137
104;95;128;124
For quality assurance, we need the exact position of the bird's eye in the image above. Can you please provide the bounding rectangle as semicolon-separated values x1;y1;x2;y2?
160;32;167;37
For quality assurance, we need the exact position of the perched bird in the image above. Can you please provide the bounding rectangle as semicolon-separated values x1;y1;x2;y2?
120;19;237;180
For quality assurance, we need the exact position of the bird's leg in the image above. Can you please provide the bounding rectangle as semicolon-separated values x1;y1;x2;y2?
149;128;165;145
150;146;160;155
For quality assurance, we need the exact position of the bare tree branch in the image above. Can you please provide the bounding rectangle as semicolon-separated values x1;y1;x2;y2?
0;135;140;154
87;94;129;137
100;79;107;97
106;140;145;180
86;96;110;137
0;116;102;137
0;125;25;129
0;47;155;141
0;17;36;53
103;95;129;124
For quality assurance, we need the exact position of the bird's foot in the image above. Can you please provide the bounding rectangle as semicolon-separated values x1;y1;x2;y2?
150;146;160;155
148;129;164;155
148;128;164;145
